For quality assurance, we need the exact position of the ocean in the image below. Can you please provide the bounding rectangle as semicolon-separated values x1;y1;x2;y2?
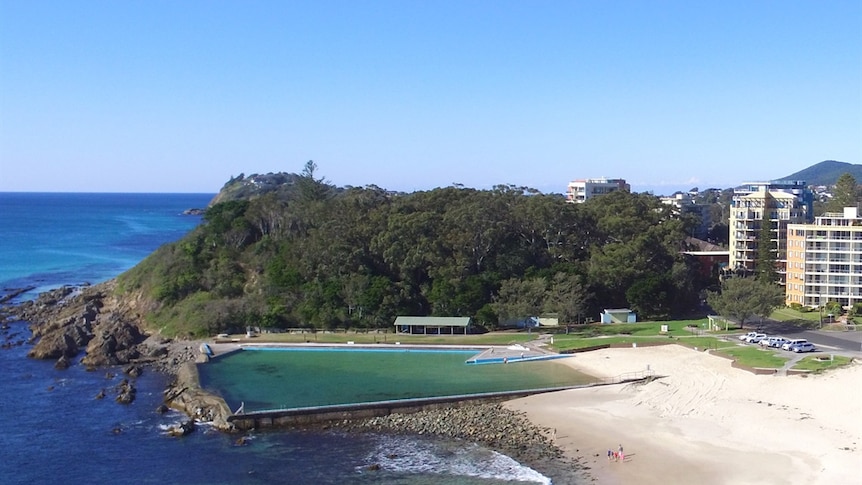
0;193;560;485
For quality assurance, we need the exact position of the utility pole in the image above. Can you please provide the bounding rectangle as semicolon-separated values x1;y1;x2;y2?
819;291;824;329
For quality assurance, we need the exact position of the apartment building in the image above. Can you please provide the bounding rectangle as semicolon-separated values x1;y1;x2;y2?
565;178;630;203
786;207;862;309
728;181;814;282
660;193;711;239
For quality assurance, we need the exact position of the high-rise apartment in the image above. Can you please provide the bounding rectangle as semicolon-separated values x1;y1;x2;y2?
786;207;862;309
565;178;629;203
728;181;814;282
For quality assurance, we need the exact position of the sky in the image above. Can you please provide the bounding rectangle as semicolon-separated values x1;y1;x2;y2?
1;1;860;195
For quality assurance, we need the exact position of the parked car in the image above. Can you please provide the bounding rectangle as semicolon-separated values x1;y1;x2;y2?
790;342;816;353
746;333;768;344
739;331;758;342
762;337;787;348
782;339;808;351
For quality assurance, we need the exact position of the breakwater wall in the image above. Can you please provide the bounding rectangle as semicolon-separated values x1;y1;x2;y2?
228;371;655;430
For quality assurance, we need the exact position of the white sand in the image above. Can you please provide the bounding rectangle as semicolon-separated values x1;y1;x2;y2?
505;345;862;485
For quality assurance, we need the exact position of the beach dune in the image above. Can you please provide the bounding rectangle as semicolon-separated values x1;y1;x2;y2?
505;346;861;485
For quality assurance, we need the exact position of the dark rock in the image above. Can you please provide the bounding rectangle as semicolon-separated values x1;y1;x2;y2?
115;379;136;404
81;318;144;367
123;364;143;377
95;389;106;400
155;404;169;414
167;420;196;437
54;355;70;370
148;346;169;358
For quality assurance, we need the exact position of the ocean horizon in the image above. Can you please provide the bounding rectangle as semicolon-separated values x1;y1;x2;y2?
0;192;567;485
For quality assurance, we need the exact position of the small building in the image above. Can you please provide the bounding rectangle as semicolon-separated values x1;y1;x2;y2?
600;308;637;324
393;316;472;335
537;315;559;327
565;177;630;203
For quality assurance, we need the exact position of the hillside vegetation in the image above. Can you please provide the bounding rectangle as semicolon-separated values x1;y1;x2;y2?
780;160;862;187
117;166;712;337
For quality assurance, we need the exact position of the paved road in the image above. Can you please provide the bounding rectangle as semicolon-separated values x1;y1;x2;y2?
781;329;862;354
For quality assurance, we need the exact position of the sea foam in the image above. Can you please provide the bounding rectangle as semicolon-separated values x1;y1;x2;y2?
362;434;551;484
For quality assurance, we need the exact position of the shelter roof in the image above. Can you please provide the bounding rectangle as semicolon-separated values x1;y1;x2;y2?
393;316;471;327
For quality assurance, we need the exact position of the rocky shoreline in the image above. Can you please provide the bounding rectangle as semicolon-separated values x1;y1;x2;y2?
1;282;212;414
328;402;591;483
2;282;593;482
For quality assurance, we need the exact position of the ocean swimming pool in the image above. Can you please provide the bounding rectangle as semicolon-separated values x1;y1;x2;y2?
198;346;593;412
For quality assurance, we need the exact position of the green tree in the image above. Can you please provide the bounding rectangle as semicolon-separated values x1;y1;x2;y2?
706;278;784;327
492;277;547;323
826;173;860;212
755;198;778;283
296;160;333;203
543;272;591;324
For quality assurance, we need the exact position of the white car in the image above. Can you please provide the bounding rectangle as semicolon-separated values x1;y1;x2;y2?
739;331;758;342
782;339;808;351
761;337;787;348
791;342;816;353
745;333;767;344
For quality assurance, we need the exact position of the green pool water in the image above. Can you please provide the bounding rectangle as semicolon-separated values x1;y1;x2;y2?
198;347;593;412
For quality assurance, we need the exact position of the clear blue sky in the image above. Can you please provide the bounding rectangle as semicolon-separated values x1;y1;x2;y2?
1;1;860;195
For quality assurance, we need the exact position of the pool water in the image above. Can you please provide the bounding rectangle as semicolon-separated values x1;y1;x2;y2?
199;347;593;412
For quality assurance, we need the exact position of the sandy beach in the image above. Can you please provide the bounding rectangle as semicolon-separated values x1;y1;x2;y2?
505;345;862;485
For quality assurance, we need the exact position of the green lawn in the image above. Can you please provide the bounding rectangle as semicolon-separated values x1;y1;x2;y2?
770;307;822;325
217;330;536;346
771;307;862;327
791;354;854;372
550;318;740;337
714;346;789;369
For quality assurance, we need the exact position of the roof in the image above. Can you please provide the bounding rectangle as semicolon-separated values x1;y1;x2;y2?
603;308;633;314
683;250;730;256
394;316;471;327
739;191;797;200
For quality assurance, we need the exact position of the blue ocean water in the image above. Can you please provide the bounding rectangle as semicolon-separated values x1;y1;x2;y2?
0;193;560;485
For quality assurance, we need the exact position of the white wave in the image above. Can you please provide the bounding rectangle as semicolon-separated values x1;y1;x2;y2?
361;434;551;484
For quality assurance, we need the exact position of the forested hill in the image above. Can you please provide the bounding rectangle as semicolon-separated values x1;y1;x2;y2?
779;160;862;186
117;169;711;337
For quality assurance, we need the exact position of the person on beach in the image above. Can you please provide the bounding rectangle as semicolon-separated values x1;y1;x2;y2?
607;449;613;461
618;444;624;462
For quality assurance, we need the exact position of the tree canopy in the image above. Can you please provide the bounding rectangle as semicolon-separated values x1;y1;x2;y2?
826;173;860;213
117;168;710;337
706;278;785;327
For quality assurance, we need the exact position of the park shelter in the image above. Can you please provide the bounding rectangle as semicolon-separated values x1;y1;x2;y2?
600;308;637;324
394;316;472;335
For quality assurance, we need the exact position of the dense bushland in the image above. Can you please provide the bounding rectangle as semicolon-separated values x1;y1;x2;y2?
117;170;712;337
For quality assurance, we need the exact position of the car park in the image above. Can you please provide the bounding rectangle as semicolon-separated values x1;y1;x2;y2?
790;342;816;353
782;339;808;351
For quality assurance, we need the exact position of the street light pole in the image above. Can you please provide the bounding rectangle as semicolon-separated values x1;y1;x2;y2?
819;291;823;329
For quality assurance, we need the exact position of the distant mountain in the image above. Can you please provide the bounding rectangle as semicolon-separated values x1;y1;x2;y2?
778;160;862;186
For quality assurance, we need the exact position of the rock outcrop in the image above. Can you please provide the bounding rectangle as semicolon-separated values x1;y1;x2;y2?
164;362;234;431
9;281;150;367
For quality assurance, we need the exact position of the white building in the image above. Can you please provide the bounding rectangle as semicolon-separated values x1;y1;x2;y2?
565;178;630;203
785;207;862;310
728;181;814;281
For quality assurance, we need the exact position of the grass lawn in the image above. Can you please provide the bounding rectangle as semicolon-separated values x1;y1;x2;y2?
217;330;536;346
714;346;789;369
770;307;822;326
791;354;854;372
